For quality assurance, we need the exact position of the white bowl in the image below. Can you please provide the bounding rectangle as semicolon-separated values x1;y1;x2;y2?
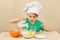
21;30;35;38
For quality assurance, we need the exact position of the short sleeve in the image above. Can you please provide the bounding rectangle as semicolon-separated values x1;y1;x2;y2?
25;18;29;23
40;26;44;31
39;20;44;31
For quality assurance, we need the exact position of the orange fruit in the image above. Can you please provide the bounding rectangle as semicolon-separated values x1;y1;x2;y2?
9;29;21;38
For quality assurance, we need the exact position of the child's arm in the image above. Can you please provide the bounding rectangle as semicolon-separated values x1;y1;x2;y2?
9;17;25;23
42;24;52;32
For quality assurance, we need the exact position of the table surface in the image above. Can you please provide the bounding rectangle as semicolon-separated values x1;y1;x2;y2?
0;31;60;40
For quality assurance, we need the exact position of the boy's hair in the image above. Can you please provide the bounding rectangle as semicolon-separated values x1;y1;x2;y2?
33;13;38;17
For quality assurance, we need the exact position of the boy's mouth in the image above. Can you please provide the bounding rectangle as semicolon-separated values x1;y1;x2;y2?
31;20;34;22
30;20;35;23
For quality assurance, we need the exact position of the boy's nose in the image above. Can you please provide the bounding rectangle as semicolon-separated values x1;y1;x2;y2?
31;17;34;20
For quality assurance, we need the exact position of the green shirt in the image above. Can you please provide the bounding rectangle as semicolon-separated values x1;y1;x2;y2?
24;18;44;32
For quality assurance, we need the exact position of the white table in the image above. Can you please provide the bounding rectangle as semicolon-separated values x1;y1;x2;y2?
0;31;60;40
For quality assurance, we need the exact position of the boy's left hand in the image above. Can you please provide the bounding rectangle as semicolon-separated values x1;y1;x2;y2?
42;24;52;32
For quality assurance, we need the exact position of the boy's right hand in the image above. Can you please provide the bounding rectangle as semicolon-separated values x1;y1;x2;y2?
9;17;25;23
9;19;19;23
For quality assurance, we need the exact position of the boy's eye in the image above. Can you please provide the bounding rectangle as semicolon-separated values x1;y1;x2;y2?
33;16;36;18
29;16;32;17
29;16;36;18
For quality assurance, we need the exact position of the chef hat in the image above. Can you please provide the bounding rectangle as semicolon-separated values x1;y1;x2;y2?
23;0;42;15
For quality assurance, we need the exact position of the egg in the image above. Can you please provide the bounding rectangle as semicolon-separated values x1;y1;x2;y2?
28;31;35;37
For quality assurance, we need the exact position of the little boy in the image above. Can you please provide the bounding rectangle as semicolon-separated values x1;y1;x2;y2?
10;1;52;32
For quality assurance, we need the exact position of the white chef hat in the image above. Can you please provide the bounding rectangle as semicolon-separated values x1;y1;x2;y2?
23;0;42;15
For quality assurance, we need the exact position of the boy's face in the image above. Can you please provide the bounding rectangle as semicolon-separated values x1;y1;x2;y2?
27;13;38;22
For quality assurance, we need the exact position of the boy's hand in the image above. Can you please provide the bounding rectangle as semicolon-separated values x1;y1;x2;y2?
9;18;19;23
42;24;52;32
9;17;25;23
